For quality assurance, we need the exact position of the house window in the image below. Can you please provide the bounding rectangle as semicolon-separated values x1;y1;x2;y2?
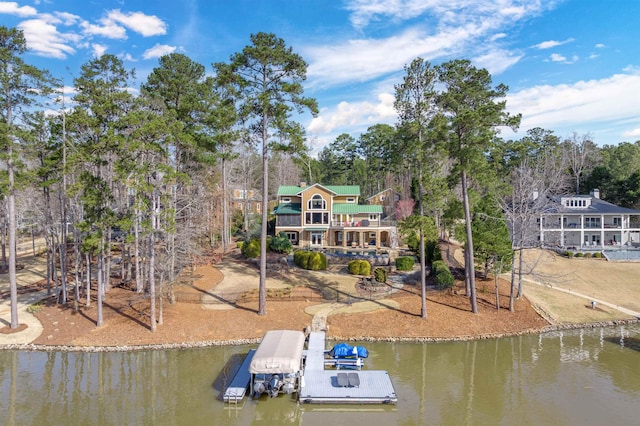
346;197;355;203
305;212;329;225
380;195;385;201
282;197;291;203
369;214;377;221
308;194;326;210
613;217;622;227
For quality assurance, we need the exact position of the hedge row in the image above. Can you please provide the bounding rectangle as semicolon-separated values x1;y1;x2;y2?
293;250;327;270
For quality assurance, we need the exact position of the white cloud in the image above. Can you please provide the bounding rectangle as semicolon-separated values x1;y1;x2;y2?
473;48;523;75
92;43;107;58
622;128;640;138
308;1;553;88
107;9;167;37
306;27;467;87
143;43;176;59
19;18;77;58
548;53;578;64
308;92;396;135
0;1;37;17
506;71;640;141
80;19;127;39
345;0;551;29
533;38;574;49
595;43;605;48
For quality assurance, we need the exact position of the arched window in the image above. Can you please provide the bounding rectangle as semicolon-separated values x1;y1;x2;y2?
308;194;326;210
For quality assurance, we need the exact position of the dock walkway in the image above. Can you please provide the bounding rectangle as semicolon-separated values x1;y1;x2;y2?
300;331;397;404
222;349;255;403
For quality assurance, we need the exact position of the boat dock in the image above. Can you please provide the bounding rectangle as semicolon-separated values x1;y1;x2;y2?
222;349;255;403
300;331;397;404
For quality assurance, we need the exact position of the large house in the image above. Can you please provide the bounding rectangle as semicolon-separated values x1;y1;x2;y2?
274;183;397;248
538;189;640;249
366;188;401;220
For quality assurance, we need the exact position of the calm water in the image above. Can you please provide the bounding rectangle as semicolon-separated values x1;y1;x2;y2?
1;325;639;425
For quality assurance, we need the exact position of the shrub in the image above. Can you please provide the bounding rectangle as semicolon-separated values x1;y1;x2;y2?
584;252;592;258
575;252;583;258
436;269;454;289
395;256;414;271
293;250;327;270
348;259;371;276
594;252;603;258
425;239;442;265
241;238;260;259
431;260;448;276
308;251;327;271
374;267;387;283
269;232;293;254
237;241;244;251
563;250;573;258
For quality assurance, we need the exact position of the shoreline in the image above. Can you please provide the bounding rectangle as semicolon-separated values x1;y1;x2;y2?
2;317;637;353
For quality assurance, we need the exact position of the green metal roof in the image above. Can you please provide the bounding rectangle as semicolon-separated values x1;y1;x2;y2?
325;185;360;196
273;203;301;215
332;204;382;215
277;186;303;196
276;184;360;197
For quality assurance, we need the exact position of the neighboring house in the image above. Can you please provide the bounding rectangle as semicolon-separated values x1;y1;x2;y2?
274;183;397;248
539;189;640;249
230;188;261;215
366;188;401;219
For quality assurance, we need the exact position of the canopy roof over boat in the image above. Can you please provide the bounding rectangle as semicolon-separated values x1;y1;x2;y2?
249;330;305;375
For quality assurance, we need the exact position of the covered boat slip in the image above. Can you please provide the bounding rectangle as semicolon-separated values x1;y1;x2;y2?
249;330;306;397
249;330;306;375
300;331;397;405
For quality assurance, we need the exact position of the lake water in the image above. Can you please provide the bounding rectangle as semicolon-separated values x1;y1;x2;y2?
1;324;639;425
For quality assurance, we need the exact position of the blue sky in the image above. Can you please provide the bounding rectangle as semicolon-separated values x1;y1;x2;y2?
2;0;640;154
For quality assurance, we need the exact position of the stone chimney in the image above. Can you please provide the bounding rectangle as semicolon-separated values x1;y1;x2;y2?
590;188;600;199
299;181;307;188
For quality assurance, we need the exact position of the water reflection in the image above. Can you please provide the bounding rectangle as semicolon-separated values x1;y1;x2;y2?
0;325;638;425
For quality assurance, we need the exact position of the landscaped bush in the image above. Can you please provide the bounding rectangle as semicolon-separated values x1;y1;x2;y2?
293;250;327;270
395;256;414;271
374;267;387;283
308;251;327;270
584;252;592;258
436;269;454;289
348;259;371;276
594;252;603;258
563;250;574;258
425;239;442;265
575;252;584;258
431;260;448;276
269;232;293;254
241;238;260;258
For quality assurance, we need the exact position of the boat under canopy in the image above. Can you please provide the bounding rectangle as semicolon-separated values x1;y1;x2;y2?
249;330;305;375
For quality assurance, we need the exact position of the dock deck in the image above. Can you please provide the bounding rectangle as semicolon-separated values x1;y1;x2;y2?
300;332;397;404
222;349;255;403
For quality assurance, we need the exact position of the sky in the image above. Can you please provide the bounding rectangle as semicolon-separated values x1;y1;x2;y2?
2;0;640;155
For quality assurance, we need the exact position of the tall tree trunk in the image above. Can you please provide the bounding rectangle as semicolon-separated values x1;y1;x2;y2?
258;115;268;316
149;194;157;332
8;139;19;328
135;206;143;293
85;253;91;307
418;167;427;319
73;228;80;312
221;156;229;252
509;248;516;312
461;169;478;313
517;246;524;299
1;221;6;273
97;251;103;326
